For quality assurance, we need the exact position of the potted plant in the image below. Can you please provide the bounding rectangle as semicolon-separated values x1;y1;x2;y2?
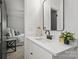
59;32;75;45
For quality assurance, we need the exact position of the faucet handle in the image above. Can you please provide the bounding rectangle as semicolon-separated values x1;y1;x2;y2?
45;30;50;35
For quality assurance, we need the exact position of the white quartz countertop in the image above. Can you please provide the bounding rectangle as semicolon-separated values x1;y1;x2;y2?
26;36;77;56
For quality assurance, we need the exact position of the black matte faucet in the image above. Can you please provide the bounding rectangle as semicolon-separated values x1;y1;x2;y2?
45;30;52;40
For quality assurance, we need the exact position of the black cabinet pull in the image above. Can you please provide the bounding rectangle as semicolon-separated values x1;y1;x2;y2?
30;52;33;55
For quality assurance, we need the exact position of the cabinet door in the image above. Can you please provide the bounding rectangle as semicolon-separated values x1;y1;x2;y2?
53;48;78;59
29;40;52;59
25;39;31;59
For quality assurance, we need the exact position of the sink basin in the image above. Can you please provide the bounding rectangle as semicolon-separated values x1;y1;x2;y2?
34;37;53;43
35;37;43;40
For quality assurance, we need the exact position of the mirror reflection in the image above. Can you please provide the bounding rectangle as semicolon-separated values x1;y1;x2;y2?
43;0;64;31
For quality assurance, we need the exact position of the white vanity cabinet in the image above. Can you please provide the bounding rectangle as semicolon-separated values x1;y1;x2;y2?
26;39;52;59
25;38;77;59
53;48;77;59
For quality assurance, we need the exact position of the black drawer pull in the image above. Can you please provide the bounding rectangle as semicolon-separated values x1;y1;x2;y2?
30;52;33;55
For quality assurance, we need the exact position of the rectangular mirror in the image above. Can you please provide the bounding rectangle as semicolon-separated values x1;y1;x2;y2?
43;0;64;31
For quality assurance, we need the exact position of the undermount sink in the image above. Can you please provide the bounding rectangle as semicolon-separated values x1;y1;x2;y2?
34;37;55;44
34;36;55;41
35;37;43;40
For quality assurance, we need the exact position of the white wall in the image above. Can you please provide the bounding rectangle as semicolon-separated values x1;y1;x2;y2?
64;0;78;38
25;0;43;36
5;0;24;33
25;0;78;38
